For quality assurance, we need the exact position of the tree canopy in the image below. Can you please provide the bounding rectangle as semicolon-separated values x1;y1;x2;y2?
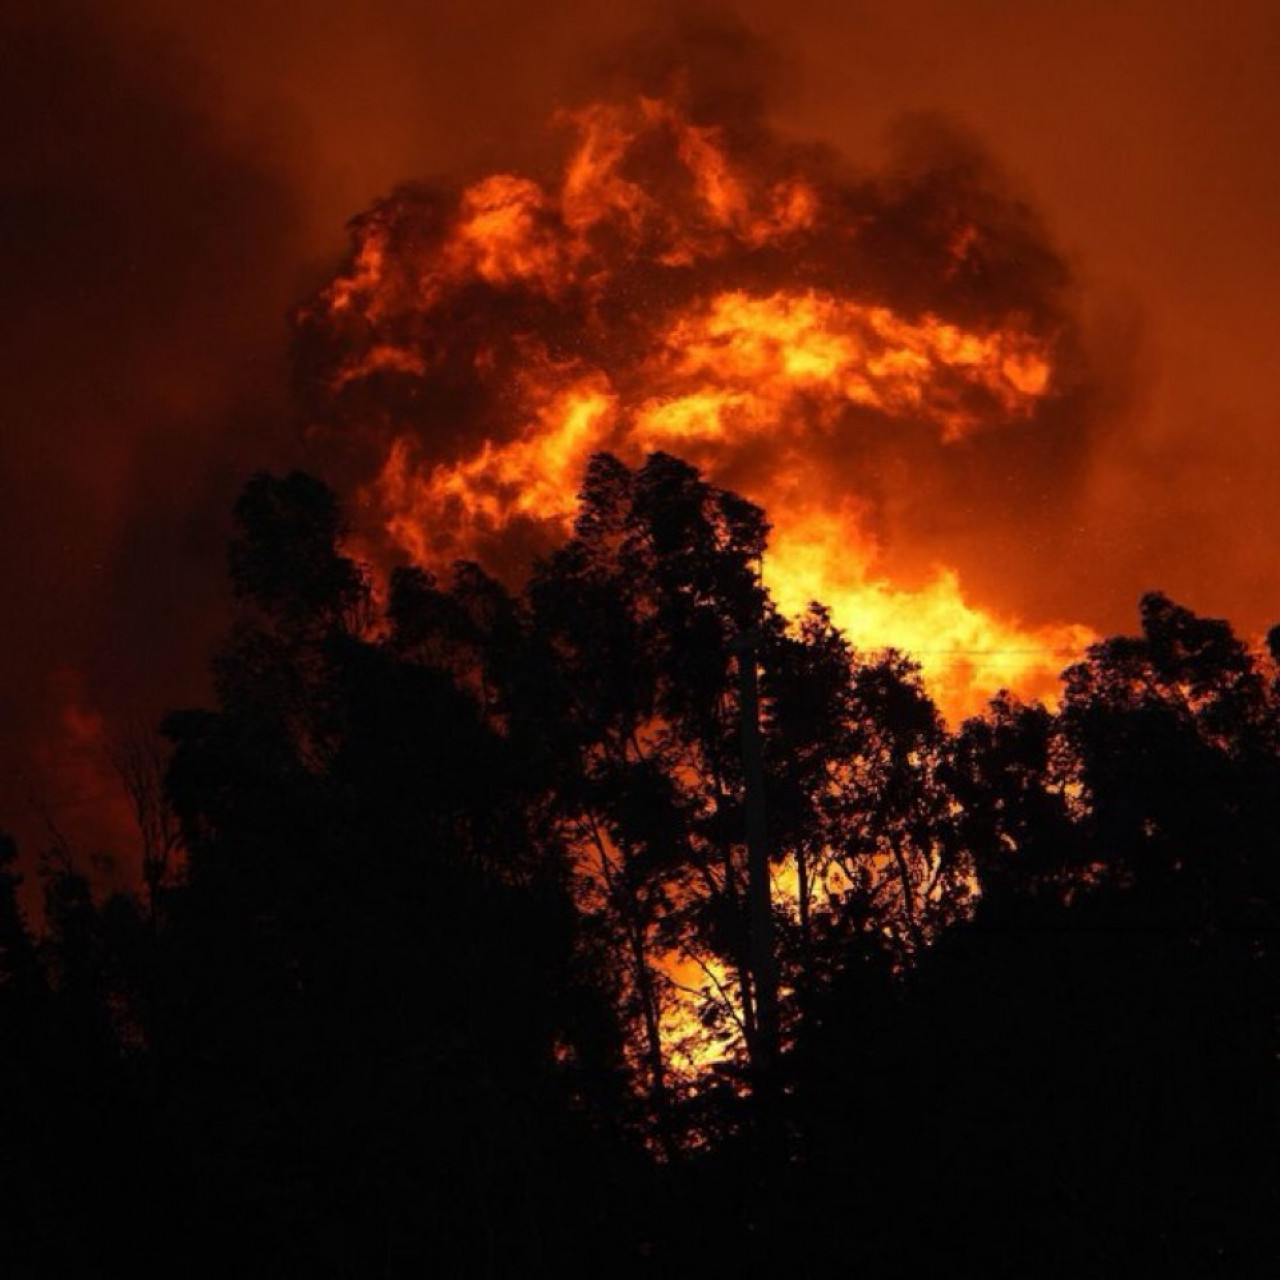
1;458;1276;1275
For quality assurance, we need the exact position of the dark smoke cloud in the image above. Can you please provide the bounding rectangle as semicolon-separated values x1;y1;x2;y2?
785;1;1280;635
596;5;797;139
0;4;306;872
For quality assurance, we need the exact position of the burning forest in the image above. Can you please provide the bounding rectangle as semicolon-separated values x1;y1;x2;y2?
2;6;1279;1276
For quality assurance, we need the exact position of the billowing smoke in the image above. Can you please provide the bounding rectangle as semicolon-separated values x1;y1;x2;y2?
0;4;304;879
292;36;1101;717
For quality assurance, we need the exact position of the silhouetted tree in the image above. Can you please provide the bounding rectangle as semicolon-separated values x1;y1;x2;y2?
7;457;1280;1276
947;691;1080;918
160;469;636;1273
108;724;182;927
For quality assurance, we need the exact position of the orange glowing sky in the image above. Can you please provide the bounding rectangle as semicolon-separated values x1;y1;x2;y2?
3;0;1280;866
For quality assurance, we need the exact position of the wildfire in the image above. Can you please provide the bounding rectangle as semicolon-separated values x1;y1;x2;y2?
299;90;1092;722
288;87;1100;1090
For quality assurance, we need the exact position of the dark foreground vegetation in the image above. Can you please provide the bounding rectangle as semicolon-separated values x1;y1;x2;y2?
2;453;1277;1276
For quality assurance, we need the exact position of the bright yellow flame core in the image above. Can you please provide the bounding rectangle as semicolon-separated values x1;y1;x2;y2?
654;292;1051;443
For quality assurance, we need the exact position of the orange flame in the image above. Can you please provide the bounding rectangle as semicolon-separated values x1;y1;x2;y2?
305;92;1091;721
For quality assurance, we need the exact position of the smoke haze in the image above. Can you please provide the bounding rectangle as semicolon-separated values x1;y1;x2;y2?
4;0;1279;871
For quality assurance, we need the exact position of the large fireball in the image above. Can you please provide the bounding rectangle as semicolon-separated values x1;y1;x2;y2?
295;92;1094;719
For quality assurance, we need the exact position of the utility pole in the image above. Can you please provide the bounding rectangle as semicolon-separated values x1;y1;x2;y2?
732;629;781;1108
